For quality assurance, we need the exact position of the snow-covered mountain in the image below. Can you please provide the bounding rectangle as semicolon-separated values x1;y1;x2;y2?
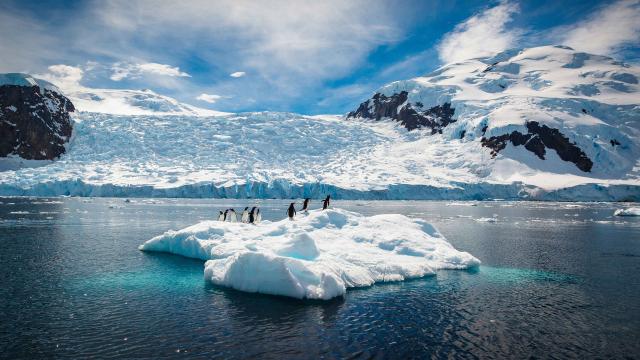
348;45;639;181
0;46;638;200
67;87;228;116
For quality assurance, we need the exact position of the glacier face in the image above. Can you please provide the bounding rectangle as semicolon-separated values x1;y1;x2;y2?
0;46;639;200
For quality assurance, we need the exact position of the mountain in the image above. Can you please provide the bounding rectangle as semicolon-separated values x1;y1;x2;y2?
66;87;228;116
0;46;638;200
0;73;74;162
348;45;639;180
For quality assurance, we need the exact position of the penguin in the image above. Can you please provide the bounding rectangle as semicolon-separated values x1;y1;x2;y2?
287;202;296;220
241;207;249;223
256;208;262;223
228;208;237;222
217;210;224;221
325;195;331;208
223;209;229;221
301;198;310;213
249;207;257;224
322;199;328;210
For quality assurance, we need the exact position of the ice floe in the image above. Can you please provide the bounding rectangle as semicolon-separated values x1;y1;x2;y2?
139;208;479;300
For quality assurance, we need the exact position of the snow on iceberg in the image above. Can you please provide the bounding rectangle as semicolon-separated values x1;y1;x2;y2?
613;207;640;216
138;208;480;300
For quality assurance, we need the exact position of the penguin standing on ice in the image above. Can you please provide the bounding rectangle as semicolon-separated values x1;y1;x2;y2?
256;208;262;223
249;207;257;224
287;202;297;220
217;210;224;221
223;209;229;221
228;208;237;222
241;207;249;223
301;198;310;213
322;195;331;210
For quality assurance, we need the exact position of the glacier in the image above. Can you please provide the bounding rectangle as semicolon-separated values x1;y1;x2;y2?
1;45;639;200
0;110;637;200
138;208;480;299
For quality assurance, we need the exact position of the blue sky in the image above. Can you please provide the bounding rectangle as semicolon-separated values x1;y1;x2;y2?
1;0;639;114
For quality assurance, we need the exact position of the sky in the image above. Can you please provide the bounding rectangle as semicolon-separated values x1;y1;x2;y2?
1;0;639;114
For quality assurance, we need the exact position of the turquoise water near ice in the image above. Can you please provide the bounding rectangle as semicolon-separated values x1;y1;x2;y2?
1;198;639;358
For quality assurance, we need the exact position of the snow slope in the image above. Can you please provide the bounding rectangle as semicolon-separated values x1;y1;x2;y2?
139;208;479;299
67;88;228;116
0;73;62;94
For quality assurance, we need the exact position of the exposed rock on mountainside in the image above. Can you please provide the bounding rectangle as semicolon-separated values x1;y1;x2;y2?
0;73;74;160
481;121;593;172
348;91;456;133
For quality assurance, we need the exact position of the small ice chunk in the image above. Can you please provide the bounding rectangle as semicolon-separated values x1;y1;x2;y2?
475;217;498;223
614;207;640;216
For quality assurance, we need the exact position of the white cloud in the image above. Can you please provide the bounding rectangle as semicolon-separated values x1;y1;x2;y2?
196;93;223;103
110;62;191;81
34;64;84;91
437;1;520;64
560;0;640;56
0;0;410;111
230;71;246;78
94;1;402;86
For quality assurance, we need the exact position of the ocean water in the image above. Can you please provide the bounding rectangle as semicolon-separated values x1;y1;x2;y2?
1;197;639;359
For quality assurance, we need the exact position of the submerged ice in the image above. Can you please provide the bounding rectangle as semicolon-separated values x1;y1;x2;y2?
138;208;479;300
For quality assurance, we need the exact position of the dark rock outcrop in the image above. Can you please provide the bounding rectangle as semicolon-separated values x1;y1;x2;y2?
481;121;593;172
347;91;456;133
0;82;74;160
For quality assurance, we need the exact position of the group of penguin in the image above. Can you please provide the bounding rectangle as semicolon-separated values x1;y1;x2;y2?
217;195;331;224
287;195;331;220
217;206;262;224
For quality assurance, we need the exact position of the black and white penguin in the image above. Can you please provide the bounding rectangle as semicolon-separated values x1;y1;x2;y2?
287;202;296;220
325;195;331;208
223;209;229;221
322;199;328;210
256;208;262;223
228;208;237;222
217;210;224;221
249;207;257;224
301;198;310;212
241;207;249;223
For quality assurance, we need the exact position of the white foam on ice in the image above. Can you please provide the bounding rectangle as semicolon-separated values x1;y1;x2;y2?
138;208;480;300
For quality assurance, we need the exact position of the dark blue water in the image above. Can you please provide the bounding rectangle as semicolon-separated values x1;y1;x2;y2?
1;197;639;359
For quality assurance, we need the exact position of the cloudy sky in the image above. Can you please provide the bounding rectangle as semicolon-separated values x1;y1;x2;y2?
1;0;639;114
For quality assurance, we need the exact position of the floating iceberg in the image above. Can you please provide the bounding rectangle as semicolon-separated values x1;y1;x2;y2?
613;207;640;216
139;209;479;300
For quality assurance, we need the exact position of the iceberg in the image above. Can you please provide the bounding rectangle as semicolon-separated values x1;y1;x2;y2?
613;207;640;216
139;208;479;300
